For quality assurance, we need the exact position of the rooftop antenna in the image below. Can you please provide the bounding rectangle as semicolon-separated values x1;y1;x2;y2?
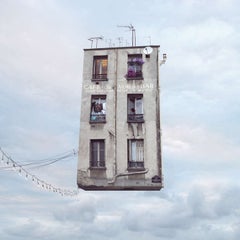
88;36;103;48
117;24;136;46
117;37;123;47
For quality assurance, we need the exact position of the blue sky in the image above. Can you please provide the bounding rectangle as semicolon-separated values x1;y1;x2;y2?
0;0;240;239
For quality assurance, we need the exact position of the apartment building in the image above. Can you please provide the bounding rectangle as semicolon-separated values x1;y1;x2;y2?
77;45;164;190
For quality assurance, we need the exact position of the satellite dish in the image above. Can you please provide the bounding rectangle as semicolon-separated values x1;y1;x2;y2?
143;46;153;55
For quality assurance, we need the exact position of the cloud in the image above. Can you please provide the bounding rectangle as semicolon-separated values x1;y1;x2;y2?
163;124;240;165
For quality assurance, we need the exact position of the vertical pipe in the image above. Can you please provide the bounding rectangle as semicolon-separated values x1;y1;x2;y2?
114;49;118;176
156;47;163;187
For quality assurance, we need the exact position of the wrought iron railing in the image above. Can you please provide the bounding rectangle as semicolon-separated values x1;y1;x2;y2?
127;114;144;123
126;71;143;79
90;160;105;168
92;73;107;80
90;114;106;123
128;161;144;168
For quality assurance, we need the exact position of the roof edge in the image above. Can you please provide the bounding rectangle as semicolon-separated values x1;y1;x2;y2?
84;45;160;51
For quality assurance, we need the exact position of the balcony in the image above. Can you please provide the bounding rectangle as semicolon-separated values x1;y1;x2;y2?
90;160;106;168
90;114;106;123
128;161;144;169
92;73;108;81
127;114;144;123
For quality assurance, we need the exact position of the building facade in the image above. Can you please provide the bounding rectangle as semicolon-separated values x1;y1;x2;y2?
77;45;163;190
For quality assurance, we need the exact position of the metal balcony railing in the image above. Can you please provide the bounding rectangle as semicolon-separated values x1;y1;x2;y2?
92;73;107;80
127;114;144;123
90;114;106;123
90;160;105;168
128;161;144;169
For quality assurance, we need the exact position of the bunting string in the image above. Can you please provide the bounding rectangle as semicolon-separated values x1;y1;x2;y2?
0;147;79;197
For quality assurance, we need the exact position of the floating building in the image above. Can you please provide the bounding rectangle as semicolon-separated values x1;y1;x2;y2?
77;45;165;190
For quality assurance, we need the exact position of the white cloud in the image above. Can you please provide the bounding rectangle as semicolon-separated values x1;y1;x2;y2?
164;124;240;165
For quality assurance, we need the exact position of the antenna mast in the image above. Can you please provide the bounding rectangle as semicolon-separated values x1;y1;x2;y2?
117;24;136;46
88;36;103;48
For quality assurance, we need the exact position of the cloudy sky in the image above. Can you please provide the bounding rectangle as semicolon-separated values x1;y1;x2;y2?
0;0;240;239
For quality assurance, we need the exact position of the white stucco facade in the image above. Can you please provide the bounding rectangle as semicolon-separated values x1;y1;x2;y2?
77;45;163;190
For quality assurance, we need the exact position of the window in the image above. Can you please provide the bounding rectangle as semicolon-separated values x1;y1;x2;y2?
126;54;144;79
92;56;108;80
127;94;144;122
128;139;144;169
90;140;105;168
90;95;106;123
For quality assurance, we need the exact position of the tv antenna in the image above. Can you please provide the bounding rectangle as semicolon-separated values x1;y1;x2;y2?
88;36;103;48
117;24;136;46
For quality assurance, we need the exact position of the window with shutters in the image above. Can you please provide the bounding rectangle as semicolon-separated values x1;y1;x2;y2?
128;139;144;169
127;94;144;123
90;95;106;123
90;140;105;168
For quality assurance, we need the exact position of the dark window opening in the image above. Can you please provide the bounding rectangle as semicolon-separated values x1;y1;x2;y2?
127;94;144;123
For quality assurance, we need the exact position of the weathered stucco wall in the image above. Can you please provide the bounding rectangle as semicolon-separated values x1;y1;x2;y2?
77;46;163;190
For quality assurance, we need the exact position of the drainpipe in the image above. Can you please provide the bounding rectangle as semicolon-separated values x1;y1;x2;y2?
157;52;167;187
114;49;118;177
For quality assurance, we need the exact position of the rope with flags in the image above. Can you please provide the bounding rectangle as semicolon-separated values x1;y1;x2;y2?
0;147;79;197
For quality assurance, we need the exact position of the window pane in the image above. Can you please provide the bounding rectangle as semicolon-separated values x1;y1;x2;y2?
128;97;135;114
91;141;98;162
128;140;144;168
101;59;108;74
136;140;144;161
90;140;105;167
93;56;108;79
127;95;144;122
131;141;136;161
135;98;143;114
99;141;105;163
127;55;143;78
90;96;106;123
92;96;106;114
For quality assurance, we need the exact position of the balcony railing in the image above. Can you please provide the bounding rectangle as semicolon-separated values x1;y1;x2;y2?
92;73;107;80
90;160;105;168
90;114;106;123
128;161;144;169
127;114;144;123
126;71;143;80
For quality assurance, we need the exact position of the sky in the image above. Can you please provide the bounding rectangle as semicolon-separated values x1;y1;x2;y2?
0;0;240;239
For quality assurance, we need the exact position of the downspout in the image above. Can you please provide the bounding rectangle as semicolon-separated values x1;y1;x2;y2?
108;169;149;184
156;48;163;187
114;49;118;177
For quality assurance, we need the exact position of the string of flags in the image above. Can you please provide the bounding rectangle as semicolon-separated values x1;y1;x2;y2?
0;147;79;197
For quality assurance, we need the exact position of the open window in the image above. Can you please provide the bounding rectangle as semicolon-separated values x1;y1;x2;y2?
90;140;105;168
90;95;106;123
128;139;144;169
126;54;144;80
92;56;108;80
127;94;144;123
